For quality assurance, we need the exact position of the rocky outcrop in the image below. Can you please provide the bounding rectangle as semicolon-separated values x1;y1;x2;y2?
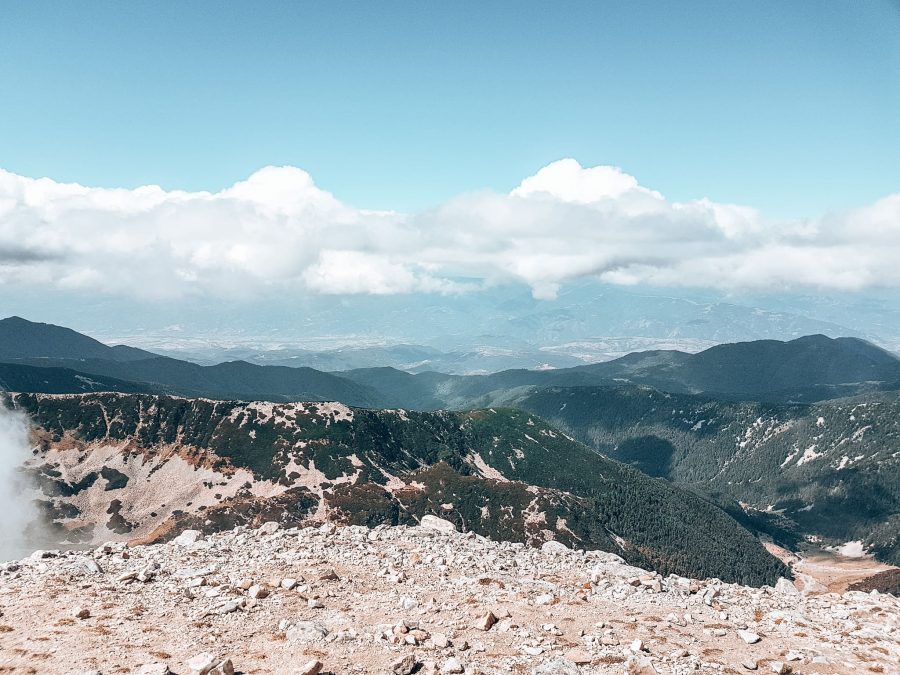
0;522;895;673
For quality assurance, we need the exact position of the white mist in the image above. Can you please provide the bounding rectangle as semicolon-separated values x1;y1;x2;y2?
0;403;36;561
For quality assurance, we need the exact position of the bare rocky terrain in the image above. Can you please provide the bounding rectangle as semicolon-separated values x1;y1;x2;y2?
0;518;897;675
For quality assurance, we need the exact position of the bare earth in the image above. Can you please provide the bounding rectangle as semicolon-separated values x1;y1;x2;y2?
765;542;899;594
0;521;897;675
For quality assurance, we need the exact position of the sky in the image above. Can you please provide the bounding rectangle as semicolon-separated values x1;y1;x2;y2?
0;1;899;346
1;1;898;216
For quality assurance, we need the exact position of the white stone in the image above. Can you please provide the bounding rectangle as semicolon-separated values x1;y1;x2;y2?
541;540;569;554
774;578;799;596
296;660;323;675
738;630;761;644
172;530;202;546
391;654;417;675
420;515;456;532
474;611;497;631
441;657;464;674
257;521;280;536
247;584;269;599
533;659;580;675
135;665;171;675
286;621;328;643
186;653;218;675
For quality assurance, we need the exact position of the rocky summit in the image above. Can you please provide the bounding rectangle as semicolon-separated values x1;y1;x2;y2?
0;519;896;674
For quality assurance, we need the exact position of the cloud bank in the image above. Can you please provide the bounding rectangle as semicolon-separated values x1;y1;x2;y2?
0;159;898;300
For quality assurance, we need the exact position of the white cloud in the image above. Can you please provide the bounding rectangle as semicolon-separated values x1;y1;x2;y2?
0;159;898;301
511;157;663;205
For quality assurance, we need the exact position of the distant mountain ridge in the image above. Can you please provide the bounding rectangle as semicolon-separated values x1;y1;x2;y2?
0;317;381;406
338;334;900;408
1;316;899;409
0;316;156;362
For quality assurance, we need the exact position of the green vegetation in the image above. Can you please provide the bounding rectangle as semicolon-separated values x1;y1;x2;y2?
520;386;900;564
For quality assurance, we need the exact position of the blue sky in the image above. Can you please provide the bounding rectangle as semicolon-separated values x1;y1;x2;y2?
1;1;898;217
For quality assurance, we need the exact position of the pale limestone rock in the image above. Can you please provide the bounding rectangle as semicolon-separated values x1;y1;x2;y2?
738;629;761;644
296;660;323;675
286;621;328;643
533;658;580;675
186;653;218;675
540;540;569;554
420;515;456;532
774;577;799;596
172;530;202;547
247;584;269;599
391;654;417;675
564;648;592;665
440;657;464;674
257;521;280;536
474;611;497;631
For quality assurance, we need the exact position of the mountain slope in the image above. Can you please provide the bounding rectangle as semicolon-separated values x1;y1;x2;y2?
13;392;787;585
518;385;900;564
672;334;900;397
0;362;153;395
0;316;156;362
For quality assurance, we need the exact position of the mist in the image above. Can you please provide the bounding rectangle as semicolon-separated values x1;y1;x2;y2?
0;402;37;561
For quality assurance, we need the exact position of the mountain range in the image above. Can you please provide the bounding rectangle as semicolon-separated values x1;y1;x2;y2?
19;281;900;371
1;315;899;581
3;316;899;409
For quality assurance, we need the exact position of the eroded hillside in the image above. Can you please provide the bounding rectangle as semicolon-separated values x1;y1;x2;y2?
12;392;787;585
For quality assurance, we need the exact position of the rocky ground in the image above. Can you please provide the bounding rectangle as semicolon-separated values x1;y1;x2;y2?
0;518;897;675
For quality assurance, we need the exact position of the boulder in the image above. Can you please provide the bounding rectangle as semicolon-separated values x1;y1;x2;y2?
540;540;569;554
737;630;761;644
391;654;418;675
286;621;328;643
172;530;202;547
420;515;456;533
296;660;323;675
257;521;280;536
474;611;497;631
